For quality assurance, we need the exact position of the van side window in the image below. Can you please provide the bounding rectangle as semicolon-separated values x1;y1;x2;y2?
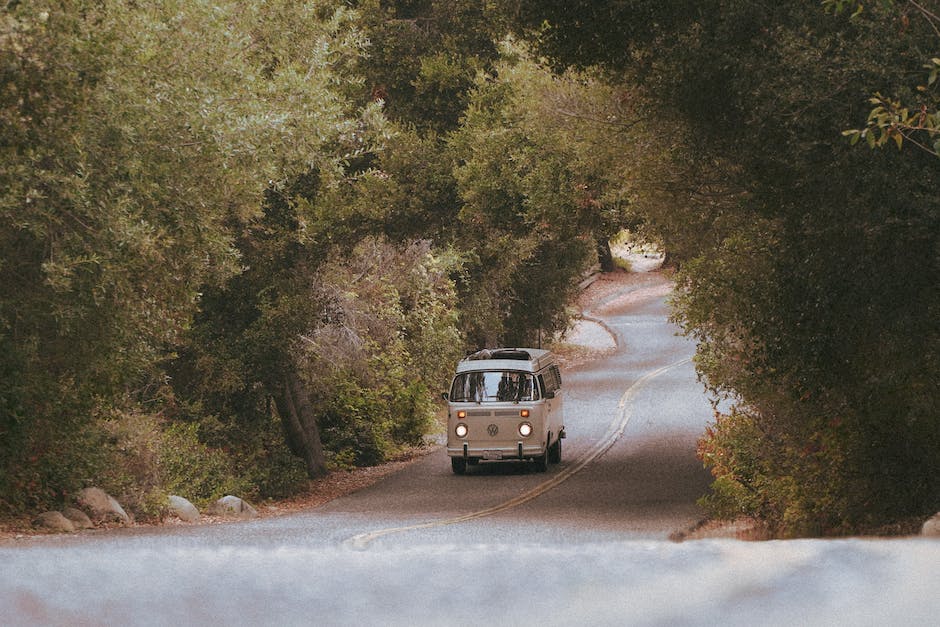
539;370;559;398
539;366;561;396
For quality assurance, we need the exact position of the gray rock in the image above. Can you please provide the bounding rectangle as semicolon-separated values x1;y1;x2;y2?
168;495;200;523
61;507;95;529
76;487;130;524
922;512;940;537
210;495;258;519
33;511;76;533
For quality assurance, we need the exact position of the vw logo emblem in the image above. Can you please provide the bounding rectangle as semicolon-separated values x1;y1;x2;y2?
487;424;499;437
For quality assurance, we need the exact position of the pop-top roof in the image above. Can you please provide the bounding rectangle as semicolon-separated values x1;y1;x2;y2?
456;348;553;374
466;348;535;361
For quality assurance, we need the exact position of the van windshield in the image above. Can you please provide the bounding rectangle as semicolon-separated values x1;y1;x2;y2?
450;371;538;403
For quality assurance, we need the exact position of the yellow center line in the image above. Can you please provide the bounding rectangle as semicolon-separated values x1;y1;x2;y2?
345;357;692;550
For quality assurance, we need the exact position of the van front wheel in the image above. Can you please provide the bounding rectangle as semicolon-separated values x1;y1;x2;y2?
451;457;467;475
534;445;549;473
549;437;562;464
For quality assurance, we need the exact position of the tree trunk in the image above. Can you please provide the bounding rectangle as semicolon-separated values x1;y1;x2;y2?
662;249;680;271
272;370;328;478
596;238;616;273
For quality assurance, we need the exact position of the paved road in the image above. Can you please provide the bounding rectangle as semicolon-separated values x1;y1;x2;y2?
334;285;713;548
3;276;938;626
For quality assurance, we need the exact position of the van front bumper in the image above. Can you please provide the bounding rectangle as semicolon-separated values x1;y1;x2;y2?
447;442;545;460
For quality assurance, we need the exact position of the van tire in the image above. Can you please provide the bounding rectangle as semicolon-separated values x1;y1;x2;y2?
549;437;562;464
451;457;467;475
534;444;549;473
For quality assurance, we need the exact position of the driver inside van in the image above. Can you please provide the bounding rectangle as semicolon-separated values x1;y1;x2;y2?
497;372;534;401
497;373;517;401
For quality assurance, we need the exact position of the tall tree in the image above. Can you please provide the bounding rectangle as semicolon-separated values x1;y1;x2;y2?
450;45;632;346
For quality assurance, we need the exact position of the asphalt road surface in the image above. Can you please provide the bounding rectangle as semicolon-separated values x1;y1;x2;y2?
2;276;938;626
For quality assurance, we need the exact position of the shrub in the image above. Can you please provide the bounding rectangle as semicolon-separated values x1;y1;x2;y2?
0;415;111;517
698;393;940;537
228;427;310;501
318;376;394;468
696;408;770;522
299;238;462;468
158;422;255;508
389;381;437;447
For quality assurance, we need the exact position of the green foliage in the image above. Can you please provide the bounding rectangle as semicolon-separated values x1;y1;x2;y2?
377;129;462;242
317;374;437;468
697;406;861;536
157;422;256;507
1;0;698;522
696;409;770;521
450;44;636;345
829;1;940;158
71;404;308;519
298;238;461;465
87;410;277;521
353;0;503;132
674;6;940;532
843;91;940;157
96;411;169;521
505;0;940;534
0;0;382;517
0;403;111;516
1;0;368;394
500;0;701;72
318;376;394;468
0;400;261;521
669;5;939;532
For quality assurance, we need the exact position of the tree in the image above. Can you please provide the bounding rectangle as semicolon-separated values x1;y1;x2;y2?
500;0;940;534
173;159;392;479
449;44;631;346
826;1;940;158
0;0;374;510
351;0;504;132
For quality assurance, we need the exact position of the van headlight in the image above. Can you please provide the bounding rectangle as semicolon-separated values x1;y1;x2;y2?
455;423;469;438
518;422;533;437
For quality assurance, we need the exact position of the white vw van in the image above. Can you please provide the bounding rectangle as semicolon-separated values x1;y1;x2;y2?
444;348;565;474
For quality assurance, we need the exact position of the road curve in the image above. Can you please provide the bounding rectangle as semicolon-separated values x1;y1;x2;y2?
346;356;693;549
316;270;715;548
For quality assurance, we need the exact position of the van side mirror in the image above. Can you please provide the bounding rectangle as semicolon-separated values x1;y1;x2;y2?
544;390;555;399
441;392;449;401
